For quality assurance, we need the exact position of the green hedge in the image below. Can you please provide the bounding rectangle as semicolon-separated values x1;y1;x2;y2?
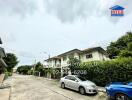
78;57;132;86
17;65;32;75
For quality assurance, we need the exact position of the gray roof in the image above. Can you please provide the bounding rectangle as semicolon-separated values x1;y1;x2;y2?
44;56;61;61
82;47;105;53
44;47;108;61
57;49;82;57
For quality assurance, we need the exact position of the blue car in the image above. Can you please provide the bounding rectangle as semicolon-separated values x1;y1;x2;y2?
105;82;132;100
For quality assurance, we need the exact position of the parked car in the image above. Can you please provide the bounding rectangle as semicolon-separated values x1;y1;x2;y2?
60;75;97;95
105;82;132;100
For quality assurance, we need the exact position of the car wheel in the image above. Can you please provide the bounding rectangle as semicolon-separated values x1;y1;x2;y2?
61;83;65;89
79;87;85;95
115;93;130;100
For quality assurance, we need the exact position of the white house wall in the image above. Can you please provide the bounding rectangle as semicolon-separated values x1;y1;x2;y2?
98;51;109;61
74;52;80;59
48;59;61;68
60;52;80;67
81;51;100;62
60;56;68;67
47;50;109;68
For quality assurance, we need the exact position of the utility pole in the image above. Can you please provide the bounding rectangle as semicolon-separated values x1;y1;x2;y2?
43;52;51;78
43;52;50;67
33;59;36;75
44;52;50;59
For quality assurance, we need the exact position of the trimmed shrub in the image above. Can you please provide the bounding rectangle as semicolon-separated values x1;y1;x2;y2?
51;68;61;79
78;57;132;86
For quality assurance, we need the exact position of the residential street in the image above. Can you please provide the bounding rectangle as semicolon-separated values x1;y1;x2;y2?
5;74;107;100
0;0;131;100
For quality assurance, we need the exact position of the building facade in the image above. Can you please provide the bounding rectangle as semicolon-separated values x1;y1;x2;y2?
45;47;109;69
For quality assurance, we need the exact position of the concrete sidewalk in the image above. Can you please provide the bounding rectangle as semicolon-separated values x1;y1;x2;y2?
0;88;10;100
0;75;11;100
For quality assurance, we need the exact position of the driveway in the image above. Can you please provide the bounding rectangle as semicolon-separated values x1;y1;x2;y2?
6;74;107;100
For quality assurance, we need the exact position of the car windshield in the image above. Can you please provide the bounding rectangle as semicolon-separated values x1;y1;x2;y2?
76;76;87;81
127;82;132;86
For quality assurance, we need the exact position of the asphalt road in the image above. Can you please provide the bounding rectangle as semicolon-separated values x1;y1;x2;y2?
6;74;107;100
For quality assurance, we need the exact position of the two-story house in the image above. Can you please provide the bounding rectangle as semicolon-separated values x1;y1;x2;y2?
45;47;109;70
45;56;61;68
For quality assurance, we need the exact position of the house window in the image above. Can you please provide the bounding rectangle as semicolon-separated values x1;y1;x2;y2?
63;56;67;61
86;54;93;59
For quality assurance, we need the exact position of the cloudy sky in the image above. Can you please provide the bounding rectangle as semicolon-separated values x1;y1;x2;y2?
0;0;132;66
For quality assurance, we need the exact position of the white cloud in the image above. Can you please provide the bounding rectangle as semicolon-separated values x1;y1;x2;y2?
0;33;16;43
0;0;131;22
44;0;101;22
43;0;132;23
0;0;37;16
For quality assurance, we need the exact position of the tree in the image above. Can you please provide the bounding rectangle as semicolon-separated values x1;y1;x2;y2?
17;65;32;75
127;42;132;51
3;53;19;72
119;50;132;58
35;62;43;71
68;56;80;74
34;62;45;76
107;32;132;58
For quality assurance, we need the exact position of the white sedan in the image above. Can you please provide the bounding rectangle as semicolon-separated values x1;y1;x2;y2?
60;75;98;95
